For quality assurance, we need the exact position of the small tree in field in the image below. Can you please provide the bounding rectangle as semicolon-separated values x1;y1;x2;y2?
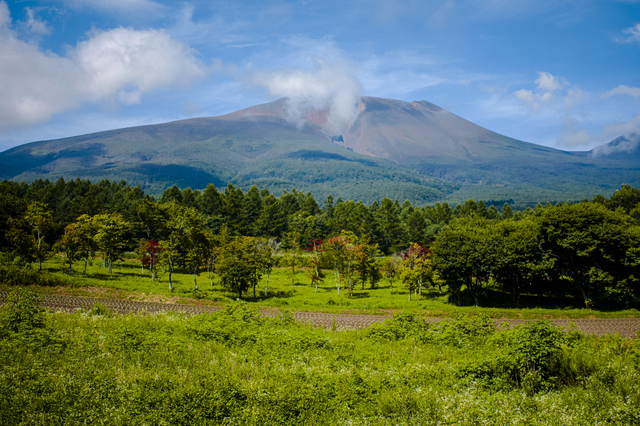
93;213;131;274
305;239;325;292
158;234;183;291
217;237;263;299
73;215;99;274
351;234;382;290
135;239;162;280
25;202;53;270
382;254;402;294
323;236;347;295
54;223;84;275
284;230;302;285
323;232;359;297
257;237;279;296
399;243;433;301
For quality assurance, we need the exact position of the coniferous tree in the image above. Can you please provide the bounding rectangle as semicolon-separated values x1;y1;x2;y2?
223;184;245;235
257;194;286;237
376;197;407;254
406;208;428;245
501;203;514;219
199;184;223;217
477;200;488;218
302;192;321;216
323;194;335;218
241;185;262;236
160;185;183;204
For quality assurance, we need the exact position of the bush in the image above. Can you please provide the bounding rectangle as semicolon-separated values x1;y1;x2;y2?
459;320;576;394
0;255;71;287
436;313;495;346
367;313;432;342
0;289;58;349
89;302;112;317
0;288;47;334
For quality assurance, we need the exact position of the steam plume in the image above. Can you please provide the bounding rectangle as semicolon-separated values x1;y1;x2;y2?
250;57;362;133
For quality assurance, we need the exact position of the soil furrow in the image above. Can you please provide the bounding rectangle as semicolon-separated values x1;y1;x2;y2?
1;293;638;338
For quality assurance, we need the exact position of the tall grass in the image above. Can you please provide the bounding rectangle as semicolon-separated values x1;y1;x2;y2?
0;290;639;425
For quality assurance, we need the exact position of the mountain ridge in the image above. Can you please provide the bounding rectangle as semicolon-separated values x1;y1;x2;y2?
0;96;637;206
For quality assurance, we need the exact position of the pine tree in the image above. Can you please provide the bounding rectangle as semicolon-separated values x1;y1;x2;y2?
257;194;286;237
241;185;262;236
199;184;223;217
376;197;406;254
223;184;245;234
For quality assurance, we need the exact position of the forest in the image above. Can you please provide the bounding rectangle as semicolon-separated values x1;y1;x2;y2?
1;178;640;424
0;177;639;310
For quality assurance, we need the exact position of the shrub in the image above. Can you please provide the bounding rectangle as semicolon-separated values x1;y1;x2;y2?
436;313;495;346
0;255;71;287
460;320;575;394
89;302;112;317
0;289;59;349
367;312;432;342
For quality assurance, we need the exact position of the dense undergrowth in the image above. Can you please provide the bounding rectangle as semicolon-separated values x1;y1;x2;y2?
1;289;639;425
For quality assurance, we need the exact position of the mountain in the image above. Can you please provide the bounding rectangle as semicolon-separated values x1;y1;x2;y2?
590;134;640;162
0;97;637;206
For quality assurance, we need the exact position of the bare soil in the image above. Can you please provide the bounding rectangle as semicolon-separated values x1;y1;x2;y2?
2;293;639;338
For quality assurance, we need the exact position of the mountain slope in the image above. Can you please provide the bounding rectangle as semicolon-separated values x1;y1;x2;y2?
0;97;637;205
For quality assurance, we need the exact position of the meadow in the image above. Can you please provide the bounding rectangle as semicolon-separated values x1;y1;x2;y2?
9;256;639;320
1;288;639;425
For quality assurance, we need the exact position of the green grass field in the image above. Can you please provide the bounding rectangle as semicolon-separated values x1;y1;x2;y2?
2;292;640;425
12;255;639;319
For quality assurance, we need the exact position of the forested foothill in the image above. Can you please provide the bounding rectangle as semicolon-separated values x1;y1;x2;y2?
1;177;639;311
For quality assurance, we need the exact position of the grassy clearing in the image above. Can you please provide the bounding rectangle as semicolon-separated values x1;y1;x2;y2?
8;256;639;319
1;293;639;425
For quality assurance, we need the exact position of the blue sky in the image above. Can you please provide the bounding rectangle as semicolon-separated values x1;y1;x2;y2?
1;0;639;152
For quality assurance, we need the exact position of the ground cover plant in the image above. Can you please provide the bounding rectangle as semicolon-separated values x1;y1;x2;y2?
1;289;639;425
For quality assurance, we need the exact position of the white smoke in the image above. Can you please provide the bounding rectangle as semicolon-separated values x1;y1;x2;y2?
250;57;362;133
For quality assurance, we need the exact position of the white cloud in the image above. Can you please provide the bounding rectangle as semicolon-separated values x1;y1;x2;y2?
591;115;640;156
514;71;567;111
250;57;362;133
0;3;208;131
64;0;167;15
617;23;640;45
20;8;51;36
603;85;640;99
535;72;562;96
0;1;9;27
559;114;640;151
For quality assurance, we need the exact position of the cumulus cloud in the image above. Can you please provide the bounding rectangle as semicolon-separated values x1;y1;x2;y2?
603;85;640;99
0;3;207;131
514;71;566;111
250;57;362;133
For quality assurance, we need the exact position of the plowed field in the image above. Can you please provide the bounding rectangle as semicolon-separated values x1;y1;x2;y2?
1;293;639;338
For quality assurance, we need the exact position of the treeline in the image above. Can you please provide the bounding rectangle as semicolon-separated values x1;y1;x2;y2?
0;177;529;253
1;178;639;309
